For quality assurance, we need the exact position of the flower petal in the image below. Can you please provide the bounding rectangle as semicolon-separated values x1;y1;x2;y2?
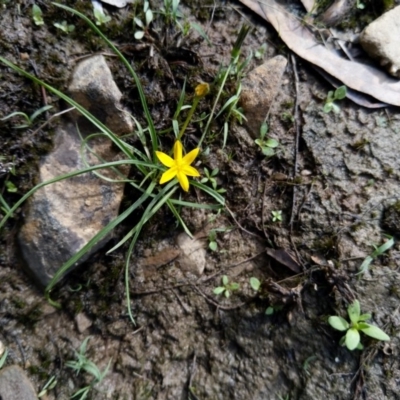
177;170;189;192
174;140;183;164
181;165;200;177
160;167;177;184
156;151;175;168
182;147;199;166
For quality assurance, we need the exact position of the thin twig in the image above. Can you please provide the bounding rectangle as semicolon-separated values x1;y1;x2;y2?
191;284;247;310
30;107;75;136
289;53;301;231
225;204;263;239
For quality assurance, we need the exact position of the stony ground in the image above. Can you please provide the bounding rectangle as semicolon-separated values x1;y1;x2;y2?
1;1;400;400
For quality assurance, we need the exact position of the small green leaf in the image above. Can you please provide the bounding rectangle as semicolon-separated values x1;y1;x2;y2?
372;236;394;257
328;316;349;331
262;147;275;157
345;328;360;351
331;103;340;114
356;342;364;350
360;324;390;341
222;275;229;286
6;181;17;193
211;168;219;176
260;122;268;138
134;31;145;40
265;306;274;315
213;286;225;295
0;349;8;369
209;241;217;252
134;17;144;28
230;283;240;291
334;86;347;100
265;138;279;148
250;277;261;291
323;103;333;113
357;255;374;275
348;300;361;324
145;9;153;26
32;4;44;26
358;313;371;321
224;290;230;298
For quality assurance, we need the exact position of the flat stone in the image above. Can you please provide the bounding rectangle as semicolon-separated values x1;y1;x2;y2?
0;366;37;400
176;233;206;276
240;55;288;138
75;312;93;333
18;56;133;287
360;6;400;78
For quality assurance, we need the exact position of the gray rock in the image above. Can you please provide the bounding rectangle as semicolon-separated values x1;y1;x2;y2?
0;366;37;400
75;312;93;333
176;233;206;276
19;56;133;287
68;55;133;134
240;55;288;138
360;6;400;78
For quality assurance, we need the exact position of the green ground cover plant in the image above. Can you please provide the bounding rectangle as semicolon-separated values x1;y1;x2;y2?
328;299;390;350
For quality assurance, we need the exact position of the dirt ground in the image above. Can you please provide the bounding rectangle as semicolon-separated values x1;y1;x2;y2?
1;1;400;399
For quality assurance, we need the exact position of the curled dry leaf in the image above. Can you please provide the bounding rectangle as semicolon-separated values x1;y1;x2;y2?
266;248;301;273
239;0;400;107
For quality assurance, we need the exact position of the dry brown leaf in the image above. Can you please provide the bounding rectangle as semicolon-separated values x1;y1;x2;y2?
239;0;400;107
266;248;301;273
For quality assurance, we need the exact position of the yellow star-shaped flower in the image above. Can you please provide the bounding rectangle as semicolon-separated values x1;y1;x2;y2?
155;140;200;192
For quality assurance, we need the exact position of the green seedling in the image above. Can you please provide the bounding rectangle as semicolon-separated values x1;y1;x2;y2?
250;277;261;291
1;105;53;129
357;235;394;276
66;337;112;400
302;355;317;376
213;275;240;298
207;226;233;251
200;168;226;193
32;4;44;26
271;210;282;222
323;85;347;114
328;299;390;351
54;20;75;33
0;348;8;369
255;122;279;157
159;0;192;37
134;0;153;39
38;375;58;398
208;229;218;252
281;111;294;124
93;8;111;26
254;43;267;60
356;0;365;9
